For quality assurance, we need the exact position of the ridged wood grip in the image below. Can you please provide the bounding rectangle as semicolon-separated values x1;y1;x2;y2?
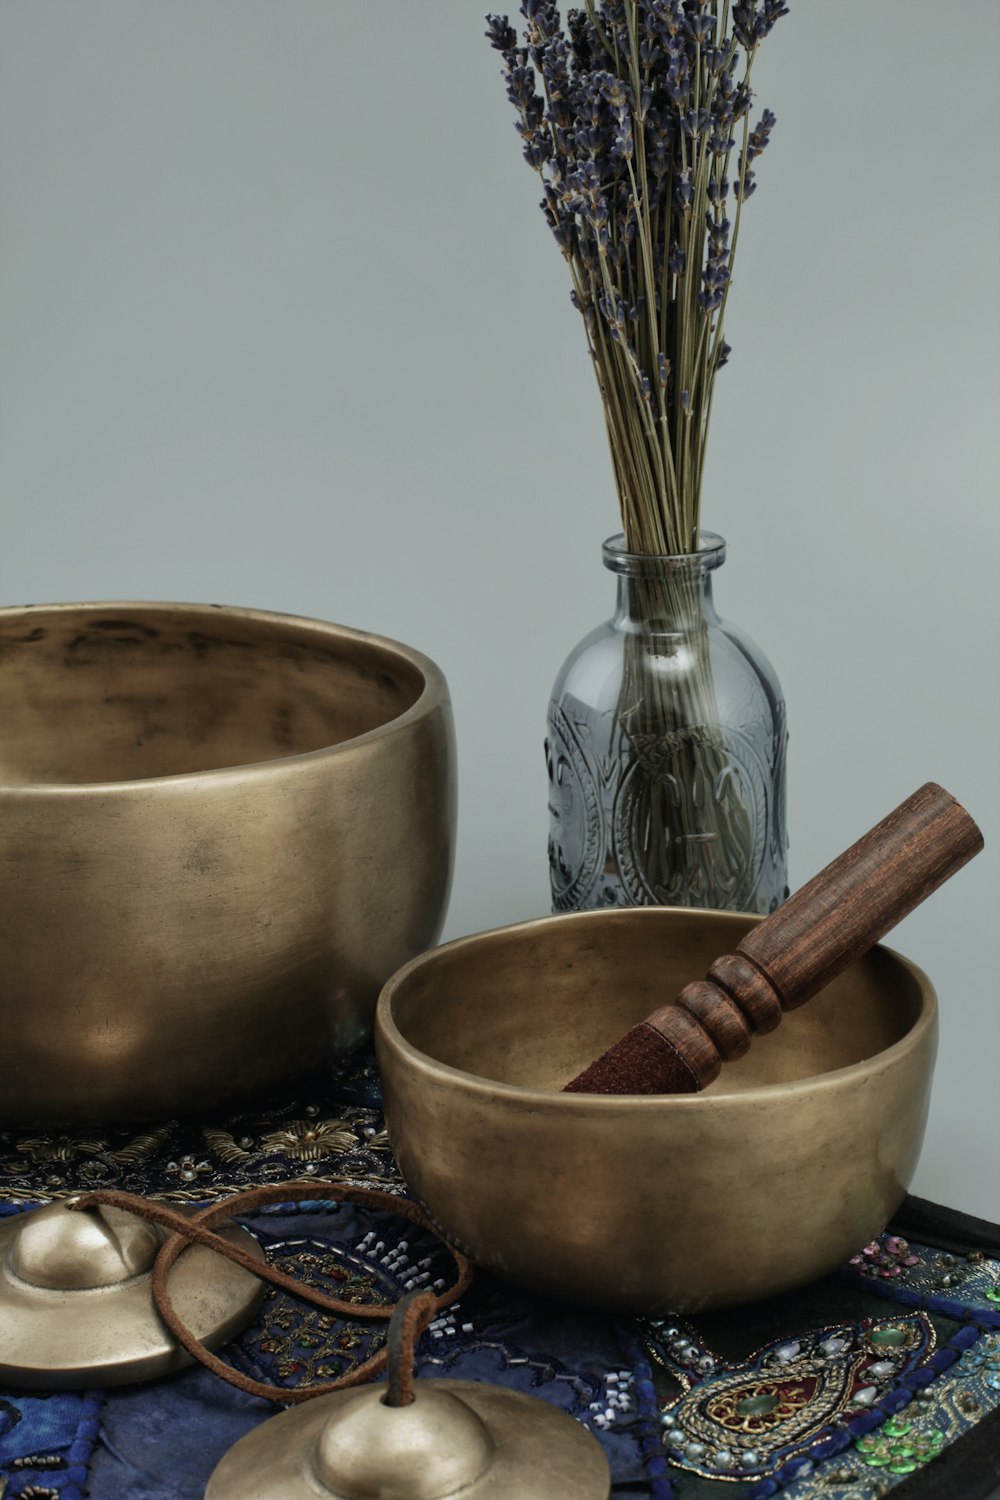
635;783;983;1090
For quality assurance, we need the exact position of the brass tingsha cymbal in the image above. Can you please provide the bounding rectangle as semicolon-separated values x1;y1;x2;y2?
205;1377;611;1500
0;1197;264;1388
207;1286;609;1499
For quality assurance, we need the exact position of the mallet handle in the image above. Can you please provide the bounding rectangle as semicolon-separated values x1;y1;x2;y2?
639;783;983;1090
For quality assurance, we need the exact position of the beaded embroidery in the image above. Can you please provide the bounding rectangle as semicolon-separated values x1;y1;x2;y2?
644;1314;935;1482
2;1055;999;1499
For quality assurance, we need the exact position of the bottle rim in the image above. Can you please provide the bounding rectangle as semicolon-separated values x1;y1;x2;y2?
601;532;726;577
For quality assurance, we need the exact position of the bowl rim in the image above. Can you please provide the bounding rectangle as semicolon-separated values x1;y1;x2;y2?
0;599;450;794
376;907;938;1111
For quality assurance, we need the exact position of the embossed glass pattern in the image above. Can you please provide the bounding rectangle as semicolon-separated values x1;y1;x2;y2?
546;534;787;914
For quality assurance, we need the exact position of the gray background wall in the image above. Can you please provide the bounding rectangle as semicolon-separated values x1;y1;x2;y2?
1;2;997;1222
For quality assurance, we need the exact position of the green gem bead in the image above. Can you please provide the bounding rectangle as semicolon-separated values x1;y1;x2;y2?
871;1327;908;1346
865;1453;892;1467
856;1436;878;1454
884;1417;911;1437
893;1443;915;1458
889;1459;918;1474
984;1287;1000;1304
736;1393;779;1416
928;1429;945;1447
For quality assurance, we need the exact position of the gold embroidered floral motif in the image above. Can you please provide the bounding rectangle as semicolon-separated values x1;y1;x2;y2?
260;1119;358;1161
106;1126;176;1164
252;1247;391;1387
15;1136;106;1164
201;1127;255;1165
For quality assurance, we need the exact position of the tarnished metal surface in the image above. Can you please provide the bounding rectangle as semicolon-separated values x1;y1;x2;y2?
0;602;455;1122
0;1198;264;1387
377;908;937;1313
205;1378;610;1499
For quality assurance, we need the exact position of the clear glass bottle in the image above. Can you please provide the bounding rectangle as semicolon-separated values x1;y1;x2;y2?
546;533;788;914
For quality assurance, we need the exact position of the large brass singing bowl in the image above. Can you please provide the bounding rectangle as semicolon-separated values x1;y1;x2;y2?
0;602;455;1124
377;908;937;1314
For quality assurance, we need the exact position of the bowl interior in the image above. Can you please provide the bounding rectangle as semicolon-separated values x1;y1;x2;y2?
0;606;426;784
386;910;928;1095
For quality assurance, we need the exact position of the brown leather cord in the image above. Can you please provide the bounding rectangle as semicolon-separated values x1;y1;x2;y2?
383;1289;438;1408
70;1182;474;1406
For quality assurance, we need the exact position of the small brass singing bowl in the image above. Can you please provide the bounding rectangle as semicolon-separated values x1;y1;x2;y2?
376;908;937;1314
0;602;455;1124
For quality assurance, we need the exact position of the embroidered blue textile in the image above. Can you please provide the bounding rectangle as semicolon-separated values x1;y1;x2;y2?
81;1203;652;1497
1;1058;998;1500
0;1384;102;1500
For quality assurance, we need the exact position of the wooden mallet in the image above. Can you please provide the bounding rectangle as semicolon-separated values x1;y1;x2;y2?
564;782;983;1096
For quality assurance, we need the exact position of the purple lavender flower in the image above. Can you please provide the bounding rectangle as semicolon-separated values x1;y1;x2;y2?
567;159;606;217
686;11;714;45
701;43;729;75
566;7;598;67
485;0;788;532
760;0;790;36
698;269;729;311
733;0;789;46
605;74;635;161
745;107;777;160
638;35;662;68
680;107;710;139
700;212;731;311
664;52;691;106
645;107;674;181
649;0;684;42
485;14;518;51
541;180;579;255
598;288;630;342
731;80;753;121
521;0;561;65
731;1;755;47
541;35;572;116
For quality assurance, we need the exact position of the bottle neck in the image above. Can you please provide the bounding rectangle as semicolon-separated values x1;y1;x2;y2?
612;570;717;633
603;533;725;636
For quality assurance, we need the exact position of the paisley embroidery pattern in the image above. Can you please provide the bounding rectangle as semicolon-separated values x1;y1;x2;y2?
642;1313;936;1482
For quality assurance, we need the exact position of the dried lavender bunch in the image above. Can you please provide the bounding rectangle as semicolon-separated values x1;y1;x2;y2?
486;0;788;555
